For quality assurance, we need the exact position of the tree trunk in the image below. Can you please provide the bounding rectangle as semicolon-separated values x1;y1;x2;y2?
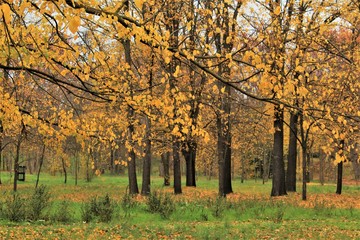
301;142;307;200
141;49;154;195
352;157;360;181
286;112;298;192
35;144;46;188
241;156;245;183
110;147;115;174
306;152;311;183
141;116;152;195
13;136;22;192
182;141;197;187
336;161;343;194
319;149;325;185
173;139;182;194
62;157;67;184
350;143;359;181
127;106;139;194
262;151;268;184
217;100;233;196
271;106;286;196
86;151;91;182
122;37;139;195
336;140;344;195
74;154;78;186
161;152;170;186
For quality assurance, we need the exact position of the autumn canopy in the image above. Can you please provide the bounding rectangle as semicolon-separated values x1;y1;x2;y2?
0;0;359;197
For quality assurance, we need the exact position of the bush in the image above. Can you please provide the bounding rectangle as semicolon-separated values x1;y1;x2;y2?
121;191;137;217
147;190;175;219
2;192;26;222
81;194;115;223
52;200;73;223
81;201;93;223
28;185;51;221
210;196;227;218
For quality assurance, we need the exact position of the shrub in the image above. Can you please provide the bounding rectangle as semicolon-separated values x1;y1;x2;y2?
81;201;93;223
81;194;115;223
27;185;51;221
2;192;26;222
147;190;175;219
210;196;227;218
52;200;73;223
121;191;137;217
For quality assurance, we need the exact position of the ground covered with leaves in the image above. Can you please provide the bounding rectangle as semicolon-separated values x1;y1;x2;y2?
0;174;359;239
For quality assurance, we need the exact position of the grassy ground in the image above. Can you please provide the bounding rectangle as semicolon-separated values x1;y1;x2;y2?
0;172;360;239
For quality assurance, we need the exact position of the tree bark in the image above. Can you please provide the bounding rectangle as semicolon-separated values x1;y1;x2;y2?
271;106;286;196
336;161;343;195
141;49;154;195
74;154;78;186
141;116;152;195
173;139;182;194
214;1;237;197
110;147;115;175
286;112;298;192
350;143;359;181
13;135;22;192
182;141;197;187
35;144;46;188
127;106;139;195
301;141;307;200
336;140;344;195
122;36;139;195
61;157;67;184
161;152;170;186
319;148;325;185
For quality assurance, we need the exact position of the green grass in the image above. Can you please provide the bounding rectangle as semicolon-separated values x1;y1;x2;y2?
0;173;359;239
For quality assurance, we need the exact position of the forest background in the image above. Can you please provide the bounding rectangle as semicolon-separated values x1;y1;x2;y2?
0;0;359;200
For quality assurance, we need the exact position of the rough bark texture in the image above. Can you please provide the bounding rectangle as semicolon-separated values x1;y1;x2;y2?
35;145;46;188
214;1;236;197
286;112;298;192
13;136;22;192
336;140;344;195
182;141;197;187
271;106;286;197
141;116;152;195
127;107;139;195
61;157;67;184
173;139;182;194
161;152;170;186
123;37;139;195
350;143;359;180
319;149;326;185
336;161;343;195
302;143;307;200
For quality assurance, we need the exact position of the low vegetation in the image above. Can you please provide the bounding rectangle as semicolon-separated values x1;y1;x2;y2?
0;173;359;239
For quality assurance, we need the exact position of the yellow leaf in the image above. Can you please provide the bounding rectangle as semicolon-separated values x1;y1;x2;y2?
173;66;180;77
333;153;345;165
295;65;305;72
164;56;171;64
69;16;81;34
1;4;11;24
274;6;281;16
182;127;189;134
212;85;219;93
134;0;144;9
